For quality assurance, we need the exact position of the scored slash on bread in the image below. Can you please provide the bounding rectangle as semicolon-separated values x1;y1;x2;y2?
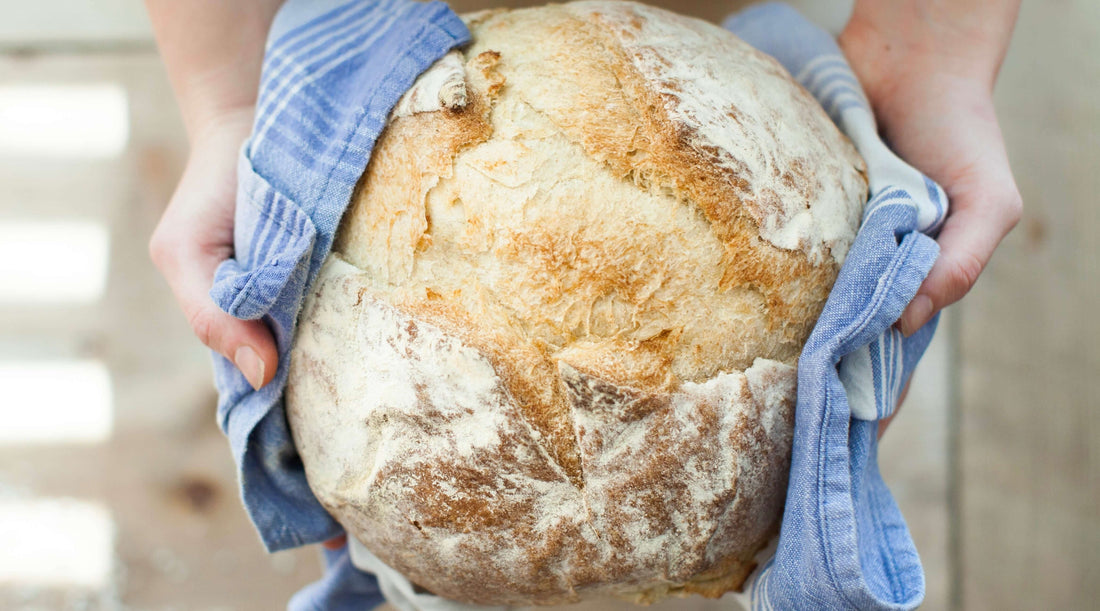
287;1;866;605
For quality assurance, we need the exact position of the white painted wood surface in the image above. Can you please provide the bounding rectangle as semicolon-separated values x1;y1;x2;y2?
0;0;152;48
2;1;1096;610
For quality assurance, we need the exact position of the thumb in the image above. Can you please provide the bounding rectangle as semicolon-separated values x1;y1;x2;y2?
897;181;1021;336
188;297;279;391
152;239;279;391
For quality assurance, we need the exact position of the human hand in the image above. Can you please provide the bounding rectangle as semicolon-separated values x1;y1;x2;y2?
148;109;278;390
145;0;284;390
839;1;1023;337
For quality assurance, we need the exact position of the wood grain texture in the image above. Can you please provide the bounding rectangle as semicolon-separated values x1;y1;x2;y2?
0;54;324;610
958;1;1100;609
8;0;1098;609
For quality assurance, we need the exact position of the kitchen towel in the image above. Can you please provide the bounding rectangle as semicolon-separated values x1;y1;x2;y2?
211;2;944;609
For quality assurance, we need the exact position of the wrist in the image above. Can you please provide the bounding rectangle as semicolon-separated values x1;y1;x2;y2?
188;104;255;156
839;21;1000;140
176;70;260;143
145;0;283;142
840;0;1019;95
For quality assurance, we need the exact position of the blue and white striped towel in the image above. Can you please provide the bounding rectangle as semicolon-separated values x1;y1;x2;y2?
726;5;943;609
210;2;944;609
210;1;469;608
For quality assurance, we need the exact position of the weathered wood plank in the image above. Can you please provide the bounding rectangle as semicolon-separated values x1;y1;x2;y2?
0;53;323;611
959;1;1100;609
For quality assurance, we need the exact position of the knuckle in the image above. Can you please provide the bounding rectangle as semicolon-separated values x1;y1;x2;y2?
147;227;176;271
186;305;219;350
1002;191;1024;227
945;251;984;300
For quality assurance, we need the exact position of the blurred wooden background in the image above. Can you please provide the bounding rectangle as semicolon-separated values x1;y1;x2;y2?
0;1;1095;610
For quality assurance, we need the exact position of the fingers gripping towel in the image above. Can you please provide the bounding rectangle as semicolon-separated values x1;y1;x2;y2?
211;2;945;610
208;1;470;608
726;5;945;610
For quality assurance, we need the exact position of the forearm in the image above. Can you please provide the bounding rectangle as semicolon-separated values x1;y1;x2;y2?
843;0;1021;90
145;0;284;141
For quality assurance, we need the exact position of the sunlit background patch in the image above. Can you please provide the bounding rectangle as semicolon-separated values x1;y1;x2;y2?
0;85;128;159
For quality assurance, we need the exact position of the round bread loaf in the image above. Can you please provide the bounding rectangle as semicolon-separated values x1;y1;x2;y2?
287;1;866;605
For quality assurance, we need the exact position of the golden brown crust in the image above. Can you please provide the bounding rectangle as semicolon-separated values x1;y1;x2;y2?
288;263;798;604
289;1;866;605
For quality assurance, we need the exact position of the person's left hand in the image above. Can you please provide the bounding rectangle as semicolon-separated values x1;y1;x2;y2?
148;108;279;391
838;11;1023;339
838;8;1022;438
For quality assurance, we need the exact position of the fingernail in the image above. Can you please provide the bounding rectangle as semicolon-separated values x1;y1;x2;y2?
234;345;266;391
322;535;348;550
898;294;933;337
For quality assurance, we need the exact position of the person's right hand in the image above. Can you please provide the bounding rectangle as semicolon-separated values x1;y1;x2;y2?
149;108;278;391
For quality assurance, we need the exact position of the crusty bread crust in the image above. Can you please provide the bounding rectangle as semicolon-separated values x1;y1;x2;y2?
287;2;865;605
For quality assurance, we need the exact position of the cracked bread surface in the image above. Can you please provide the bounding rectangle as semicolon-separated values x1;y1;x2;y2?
287;1;866;605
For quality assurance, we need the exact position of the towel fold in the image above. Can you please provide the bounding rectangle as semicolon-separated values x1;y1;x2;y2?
213;2;945;609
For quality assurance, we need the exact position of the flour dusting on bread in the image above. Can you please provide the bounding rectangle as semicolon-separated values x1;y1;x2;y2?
287;2;866;605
